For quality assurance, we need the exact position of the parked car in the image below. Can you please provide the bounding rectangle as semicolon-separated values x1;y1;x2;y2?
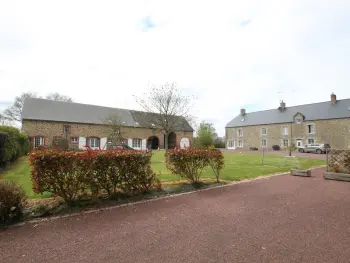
108;144;134;150
297;143;331;154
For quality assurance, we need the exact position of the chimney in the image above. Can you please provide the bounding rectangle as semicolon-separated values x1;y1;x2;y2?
331;93;337;104
279;100;286;111
240;108;246;116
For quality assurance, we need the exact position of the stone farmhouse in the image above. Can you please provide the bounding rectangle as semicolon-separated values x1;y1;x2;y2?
225;93;350;150
21;98;193;150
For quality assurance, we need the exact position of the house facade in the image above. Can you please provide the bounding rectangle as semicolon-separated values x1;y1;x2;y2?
225;94;350;150
21;98;193;150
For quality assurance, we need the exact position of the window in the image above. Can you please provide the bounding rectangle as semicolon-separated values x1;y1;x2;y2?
132;138;142;148
120;138;127;145
228;140;235;148
71;137;78;144
261;128;267;135
283;139;289;147
295;118;302;124
261;139;267;147
282;126;288;135
63;125;71;134
33;136;44;148
238;140;243;147
238;129;243;137
86;137;100;148
307;124;315;134
308;138;314;144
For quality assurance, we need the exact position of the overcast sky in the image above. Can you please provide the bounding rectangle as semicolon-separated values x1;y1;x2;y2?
1;0;350;136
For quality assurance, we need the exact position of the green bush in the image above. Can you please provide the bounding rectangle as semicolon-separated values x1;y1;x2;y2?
0;181;27;225
0;126;30;167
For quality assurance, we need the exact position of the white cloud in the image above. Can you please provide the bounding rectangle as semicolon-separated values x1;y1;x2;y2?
1;0;350;135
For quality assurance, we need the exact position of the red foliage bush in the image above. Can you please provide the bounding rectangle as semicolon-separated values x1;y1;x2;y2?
30;149;156;204
165;148;225;183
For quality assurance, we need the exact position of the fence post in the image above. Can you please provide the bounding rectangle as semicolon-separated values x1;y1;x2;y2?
326;150;329;172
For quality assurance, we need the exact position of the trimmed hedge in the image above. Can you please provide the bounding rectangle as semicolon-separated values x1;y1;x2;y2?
30;149;156;204
165;148;224;183
0;126;30;167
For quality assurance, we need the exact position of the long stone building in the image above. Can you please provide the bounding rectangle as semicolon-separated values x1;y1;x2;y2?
225;93;350;150
21;98;193;150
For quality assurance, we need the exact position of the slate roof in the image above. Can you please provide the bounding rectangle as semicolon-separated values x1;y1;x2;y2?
226;99;350;128
22;98;194;132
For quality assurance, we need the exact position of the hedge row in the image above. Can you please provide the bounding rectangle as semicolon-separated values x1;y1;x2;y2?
165;148;225;183
0;126;30;167
30;149;156;204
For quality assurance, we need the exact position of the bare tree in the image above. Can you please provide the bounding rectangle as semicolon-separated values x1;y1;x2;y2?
4;92;38;122
134;82;194;151
101;114;131;148
46;92;74;102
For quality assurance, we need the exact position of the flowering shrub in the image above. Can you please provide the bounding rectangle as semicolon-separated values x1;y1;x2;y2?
165;148;225;183
30;149;156;204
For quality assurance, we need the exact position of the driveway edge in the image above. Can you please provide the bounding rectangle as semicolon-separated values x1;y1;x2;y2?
11;165;326;228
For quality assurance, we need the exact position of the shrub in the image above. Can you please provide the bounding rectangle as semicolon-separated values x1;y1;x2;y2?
165;148;225;184
30;149;92;204
207;150;225;182
0;126;29;167
0;181;27;225
30;149;156;203
272;145;280;151
249;146;259;151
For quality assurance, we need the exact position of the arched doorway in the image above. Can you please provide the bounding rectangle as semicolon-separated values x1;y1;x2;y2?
168;132;176;149
180;137;190;149
147;136;159;149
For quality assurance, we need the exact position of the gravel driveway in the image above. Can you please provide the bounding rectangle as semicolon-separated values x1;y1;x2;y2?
1;167;350;263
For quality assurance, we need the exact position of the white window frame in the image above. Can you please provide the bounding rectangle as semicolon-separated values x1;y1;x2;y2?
237;129;243;137
307;124;315;134
86;137;100;148
238;140;243;147
261;139;267;148
283;139;289;147
228;140;235;148
132;138;142;148
308;138;315;144
33;136;44;148
295;118;302;124
261;127;267;135
282;126;288;135
70;137;78;144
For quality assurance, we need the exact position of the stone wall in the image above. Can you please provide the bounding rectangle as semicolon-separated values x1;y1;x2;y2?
225;118;350;150
22;120;193;149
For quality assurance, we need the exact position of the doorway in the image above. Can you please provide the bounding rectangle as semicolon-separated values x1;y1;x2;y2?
147;136;159;150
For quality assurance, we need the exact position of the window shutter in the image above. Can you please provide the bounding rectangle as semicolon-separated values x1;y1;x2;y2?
128;138;132;147
79;137;86;150
100;137;107;150
142;139;147;150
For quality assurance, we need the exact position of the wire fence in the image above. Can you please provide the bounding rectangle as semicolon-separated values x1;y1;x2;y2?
326;149;350;174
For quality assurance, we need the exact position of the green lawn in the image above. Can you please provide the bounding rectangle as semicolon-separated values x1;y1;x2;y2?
0;151;325;199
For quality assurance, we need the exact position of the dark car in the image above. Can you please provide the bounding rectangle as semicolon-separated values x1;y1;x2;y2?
108;144;134;150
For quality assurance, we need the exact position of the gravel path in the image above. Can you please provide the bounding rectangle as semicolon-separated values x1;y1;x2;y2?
1;167;350;263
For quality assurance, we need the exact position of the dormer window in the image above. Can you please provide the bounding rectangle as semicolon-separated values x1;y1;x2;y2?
295;118;302;124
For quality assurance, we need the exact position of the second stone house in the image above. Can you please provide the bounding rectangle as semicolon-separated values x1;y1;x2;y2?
225;93;350;150
21;98;194;150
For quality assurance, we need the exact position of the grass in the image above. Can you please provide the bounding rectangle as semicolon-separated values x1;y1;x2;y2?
0;151;325;199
